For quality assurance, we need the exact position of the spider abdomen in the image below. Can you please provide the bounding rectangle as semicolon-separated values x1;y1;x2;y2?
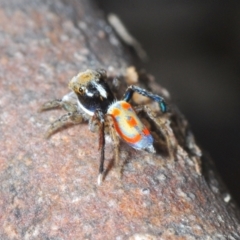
108;101;155;153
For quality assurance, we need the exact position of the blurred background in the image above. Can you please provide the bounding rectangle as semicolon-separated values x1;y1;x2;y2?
98;1;240;205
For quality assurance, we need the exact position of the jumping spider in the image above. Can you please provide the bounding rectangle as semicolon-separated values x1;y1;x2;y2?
40;69;167;184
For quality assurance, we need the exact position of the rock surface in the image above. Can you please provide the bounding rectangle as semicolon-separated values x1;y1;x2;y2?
0;0;239;239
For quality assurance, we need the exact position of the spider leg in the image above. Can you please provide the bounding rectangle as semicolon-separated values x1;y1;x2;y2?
40;92;84;137
45;111;83;138
39;99;63;112
134;105;176;160
94;109;106;185
88;115;99;133
122;85;167;113
106;114;120;168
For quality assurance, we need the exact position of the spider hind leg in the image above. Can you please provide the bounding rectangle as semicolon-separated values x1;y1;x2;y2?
134;105;176;159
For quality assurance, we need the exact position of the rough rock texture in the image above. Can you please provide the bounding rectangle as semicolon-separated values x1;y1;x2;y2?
0;0;239;239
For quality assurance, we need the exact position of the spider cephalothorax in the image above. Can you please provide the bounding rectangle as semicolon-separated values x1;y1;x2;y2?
68;69;115;115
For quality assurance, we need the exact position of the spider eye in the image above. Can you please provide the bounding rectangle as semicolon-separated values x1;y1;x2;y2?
79;87;84;94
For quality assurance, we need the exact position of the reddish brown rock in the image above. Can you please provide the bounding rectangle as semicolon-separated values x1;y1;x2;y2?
0;0;239;239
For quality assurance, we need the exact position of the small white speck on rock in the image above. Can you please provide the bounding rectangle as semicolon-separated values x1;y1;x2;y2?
129;233;157;240
223;193;231;203
141;188;150;195
157;174;166;181
187;192;196;200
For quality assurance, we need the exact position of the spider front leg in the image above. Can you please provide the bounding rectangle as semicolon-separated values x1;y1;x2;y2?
40;92;83;138
90;113;121;184
44;111;83;138
39;99;63;112
93;109;106;185
123;85;167;113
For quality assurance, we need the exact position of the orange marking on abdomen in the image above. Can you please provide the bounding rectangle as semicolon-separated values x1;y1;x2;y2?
112;118;142;144
112;108;120;117
142;127;150;136
121;101;131;110
127;116;138;127
123;133;142;144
